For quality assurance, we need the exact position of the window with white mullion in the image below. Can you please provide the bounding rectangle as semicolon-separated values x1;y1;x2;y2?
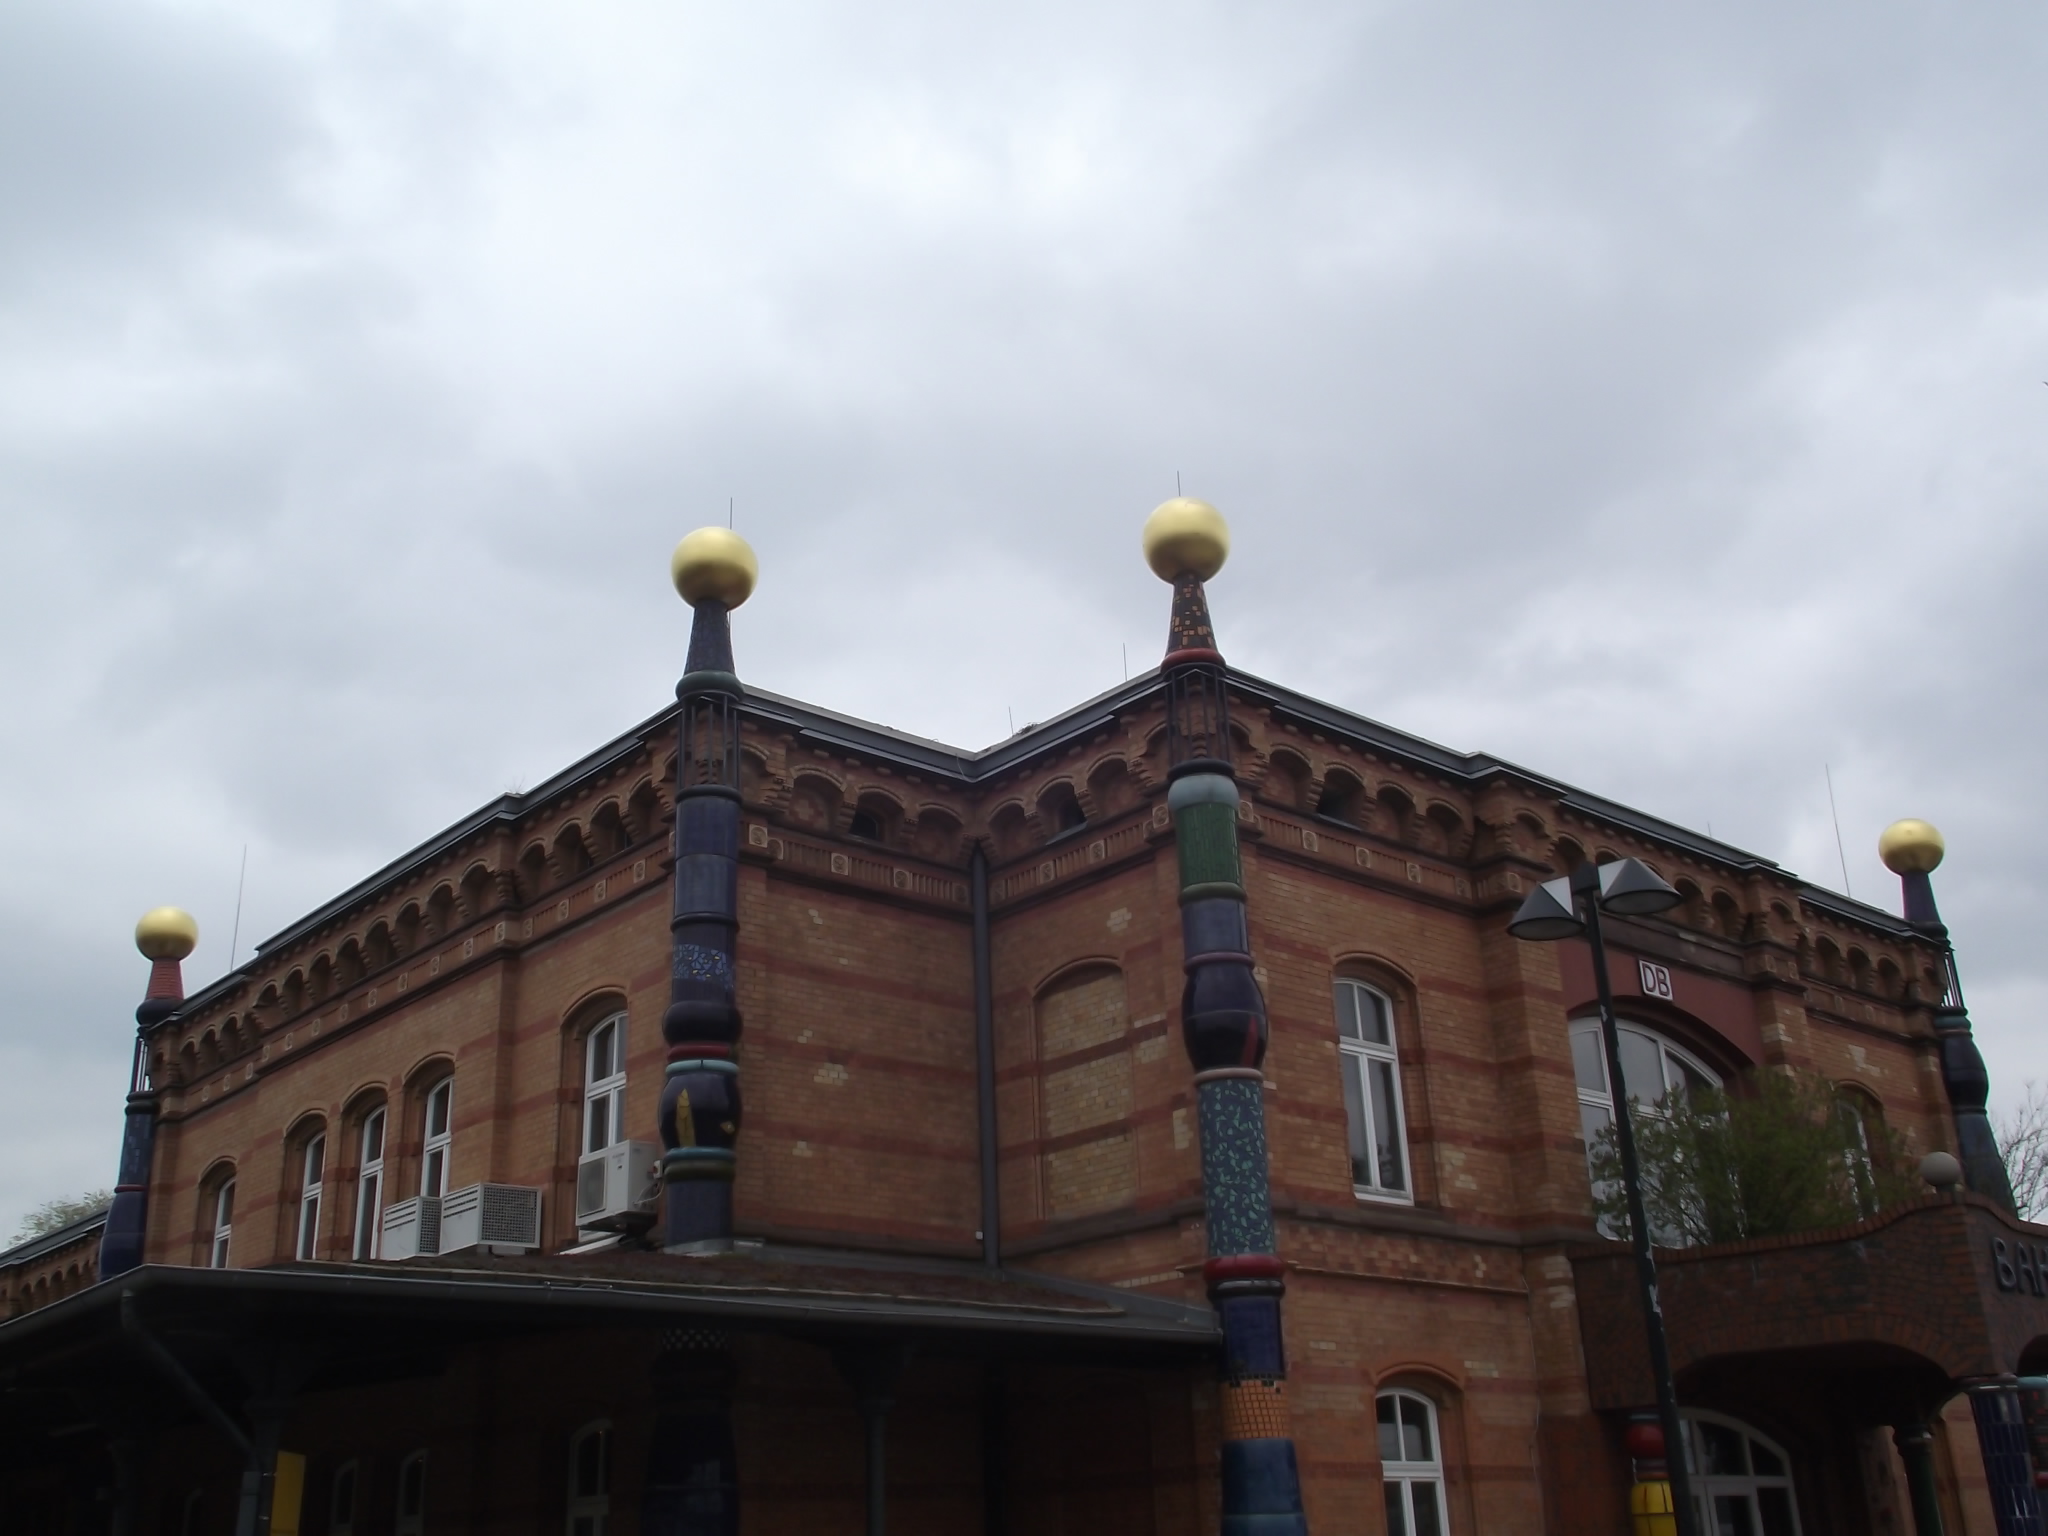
1335;979;1411;1200
584;1015;628;1157
1378;1390;1448;1536
567;1422;612;1536
354;1108;386;1260
296;1133;326;1261
1570;1019;1719;1241
209;1179;235;1269
421;1080;453;1199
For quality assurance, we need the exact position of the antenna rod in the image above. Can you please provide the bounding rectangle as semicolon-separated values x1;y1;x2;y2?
1825;764;1852;898
227;844;248;971
728;497;734;529
1123;643;1129;682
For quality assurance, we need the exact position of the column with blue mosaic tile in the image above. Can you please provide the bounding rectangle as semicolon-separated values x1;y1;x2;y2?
644;525;758;1536
1145;497;1309;1536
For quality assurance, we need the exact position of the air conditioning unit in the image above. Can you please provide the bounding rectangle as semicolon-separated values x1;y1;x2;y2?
380;1196;440;1260
438;1183;542;1254
576;1141;660;1228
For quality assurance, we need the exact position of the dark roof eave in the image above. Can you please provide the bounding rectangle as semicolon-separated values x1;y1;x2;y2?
0;1262;1218;1356
168;666;1922;1019
0;1209;108;1269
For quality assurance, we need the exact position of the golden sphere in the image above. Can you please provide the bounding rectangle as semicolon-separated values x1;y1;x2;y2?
1142;497;1230;583
670;527;758;608
1879;818;1945;875
135;907;199;961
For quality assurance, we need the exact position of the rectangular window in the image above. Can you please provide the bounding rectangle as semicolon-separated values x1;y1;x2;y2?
396;1451;427;1536
210;1180;235;1269
584;1017;627;1157
421;1081;453;1199
297;1134;325;1261
330;1461;357;1536
355;1109;386;1261
1336;980;1410;1199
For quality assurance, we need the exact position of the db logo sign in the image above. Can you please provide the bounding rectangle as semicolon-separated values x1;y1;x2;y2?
1638;961;1674;1001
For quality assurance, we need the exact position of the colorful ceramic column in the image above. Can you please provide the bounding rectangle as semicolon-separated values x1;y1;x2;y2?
644;528;756;1536
101;907;198;1278
1144;498;1309;1536
660;527;758;1253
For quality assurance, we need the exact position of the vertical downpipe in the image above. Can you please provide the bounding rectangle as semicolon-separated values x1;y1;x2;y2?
972;843;1000;1268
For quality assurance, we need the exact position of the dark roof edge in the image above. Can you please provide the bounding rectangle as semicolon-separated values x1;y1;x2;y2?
0;1207;108;1269
0;1262;1217;1351
171;667;1921;1019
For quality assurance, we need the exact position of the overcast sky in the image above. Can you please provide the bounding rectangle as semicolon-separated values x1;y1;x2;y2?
2;0;2042;1238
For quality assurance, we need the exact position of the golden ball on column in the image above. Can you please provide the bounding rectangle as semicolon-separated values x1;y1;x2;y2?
670;527;759;608
135;907;199;961
1141;497;1230;583
1878;819;1945;875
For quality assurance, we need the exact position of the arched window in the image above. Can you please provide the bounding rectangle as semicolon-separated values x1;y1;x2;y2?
567;1422;612;1536
1569;1019;1718;1224
1835;1088;1887;1215
296;1133;326;1261
1335;979;1410;1200
330;1460;358;1536
1377;1389;1447;1535
396;1451;428;1536
848;808;883;841
421;1080;454;1199
209;1179;235;1269
354;1108;387;1261
584;1014;628;1158
1681;1411;1801;1535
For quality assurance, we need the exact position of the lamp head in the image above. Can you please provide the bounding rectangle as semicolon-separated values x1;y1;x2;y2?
1507;876;1585;942
1597;857;1683;917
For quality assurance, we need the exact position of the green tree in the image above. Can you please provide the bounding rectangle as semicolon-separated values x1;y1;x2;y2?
10;1190;113;1245
1589;1069;1918;1247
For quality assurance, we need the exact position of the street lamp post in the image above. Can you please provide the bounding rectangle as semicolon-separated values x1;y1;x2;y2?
1509;859;1700;1536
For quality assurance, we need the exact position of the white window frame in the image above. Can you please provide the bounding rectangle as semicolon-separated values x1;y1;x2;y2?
396;1450;428;1536
330;1459;359;1536
1334;978;1412;1203
354;1108;386;1261
566;1421;612;1536
1681;1409;1802;1535
209;1179;235;1269
1377;1388;1448;1536
1570;1018;1719;1240
296;1133;326;1261
421;1080;453;1199
583;1015;628;1158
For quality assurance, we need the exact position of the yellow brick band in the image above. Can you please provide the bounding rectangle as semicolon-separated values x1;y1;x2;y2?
1219;1378;1292;1441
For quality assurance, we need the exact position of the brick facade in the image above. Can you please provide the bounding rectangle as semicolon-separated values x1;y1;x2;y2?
20;669;2024;1534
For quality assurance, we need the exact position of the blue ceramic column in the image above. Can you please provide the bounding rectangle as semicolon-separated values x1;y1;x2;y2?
1144;498;1309;1536
1879;819;2015;1210
644;528;757;1536
101;907;198;1278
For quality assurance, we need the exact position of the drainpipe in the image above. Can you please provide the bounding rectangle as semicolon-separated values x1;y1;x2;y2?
1892;1422;1945;1536
836;1345;909;1536
971;844;1000;1268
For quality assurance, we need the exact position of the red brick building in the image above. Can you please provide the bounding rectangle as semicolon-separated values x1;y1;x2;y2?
1;522;2038;1536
